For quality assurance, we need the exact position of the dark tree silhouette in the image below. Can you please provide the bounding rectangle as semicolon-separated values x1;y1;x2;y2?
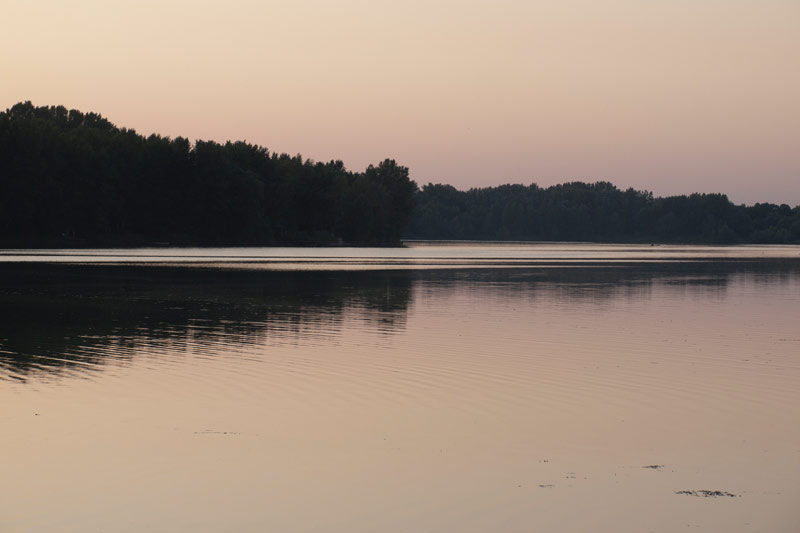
405;182;800;244
2;101;798;246
0;102;418;247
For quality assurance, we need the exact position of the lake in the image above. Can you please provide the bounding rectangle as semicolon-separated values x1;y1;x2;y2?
1;243;799;532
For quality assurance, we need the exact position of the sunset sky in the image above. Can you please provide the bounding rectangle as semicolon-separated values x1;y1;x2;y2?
3;0;798;205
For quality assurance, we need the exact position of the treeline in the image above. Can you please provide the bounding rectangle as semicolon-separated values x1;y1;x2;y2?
406;182;800;244
0;102;417;246
3;102;799;247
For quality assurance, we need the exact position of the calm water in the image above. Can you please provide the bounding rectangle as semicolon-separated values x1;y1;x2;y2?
1;244;799;532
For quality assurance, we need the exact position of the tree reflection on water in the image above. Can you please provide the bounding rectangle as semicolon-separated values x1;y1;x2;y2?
1;260;798;381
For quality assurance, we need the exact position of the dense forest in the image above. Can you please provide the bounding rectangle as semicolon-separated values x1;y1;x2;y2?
407;183;800;244
2;101;799;246
0;102;417;246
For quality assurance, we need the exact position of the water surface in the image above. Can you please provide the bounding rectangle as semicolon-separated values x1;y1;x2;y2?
2;244;799;532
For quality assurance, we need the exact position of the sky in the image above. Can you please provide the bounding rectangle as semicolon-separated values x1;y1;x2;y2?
3;0;799;205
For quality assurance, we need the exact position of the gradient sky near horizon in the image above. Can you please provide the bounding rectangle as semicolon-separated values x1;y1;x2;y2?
3;0;799;205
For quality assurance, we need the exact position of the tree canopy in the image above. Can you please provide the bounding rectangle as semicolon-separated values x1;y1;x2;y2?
2;101;799;247
405;182;800;244
0;101;417;246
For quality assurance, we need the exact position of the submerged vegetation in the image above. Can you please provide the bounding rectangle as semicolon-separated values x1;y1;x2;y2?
2;101;799;246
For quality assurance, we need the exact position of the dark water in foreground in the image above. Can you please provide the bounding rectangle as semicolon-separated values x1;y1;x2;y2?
1;244;799;532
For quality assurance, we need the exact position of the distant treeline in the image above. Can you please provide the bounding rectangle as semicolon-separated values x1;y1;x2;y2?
2;102;799;247
406;183;800;244
0;102;417;246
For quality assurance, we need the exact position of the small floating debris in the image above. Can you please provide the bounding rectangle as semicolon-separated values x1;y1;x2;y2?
538;484;555;488
643;465;664;469
193;430;241;435
675;490;738;498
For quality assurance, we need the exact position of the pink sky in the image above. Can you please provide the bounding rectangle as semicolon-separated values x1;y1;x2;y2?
3;0;798;205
